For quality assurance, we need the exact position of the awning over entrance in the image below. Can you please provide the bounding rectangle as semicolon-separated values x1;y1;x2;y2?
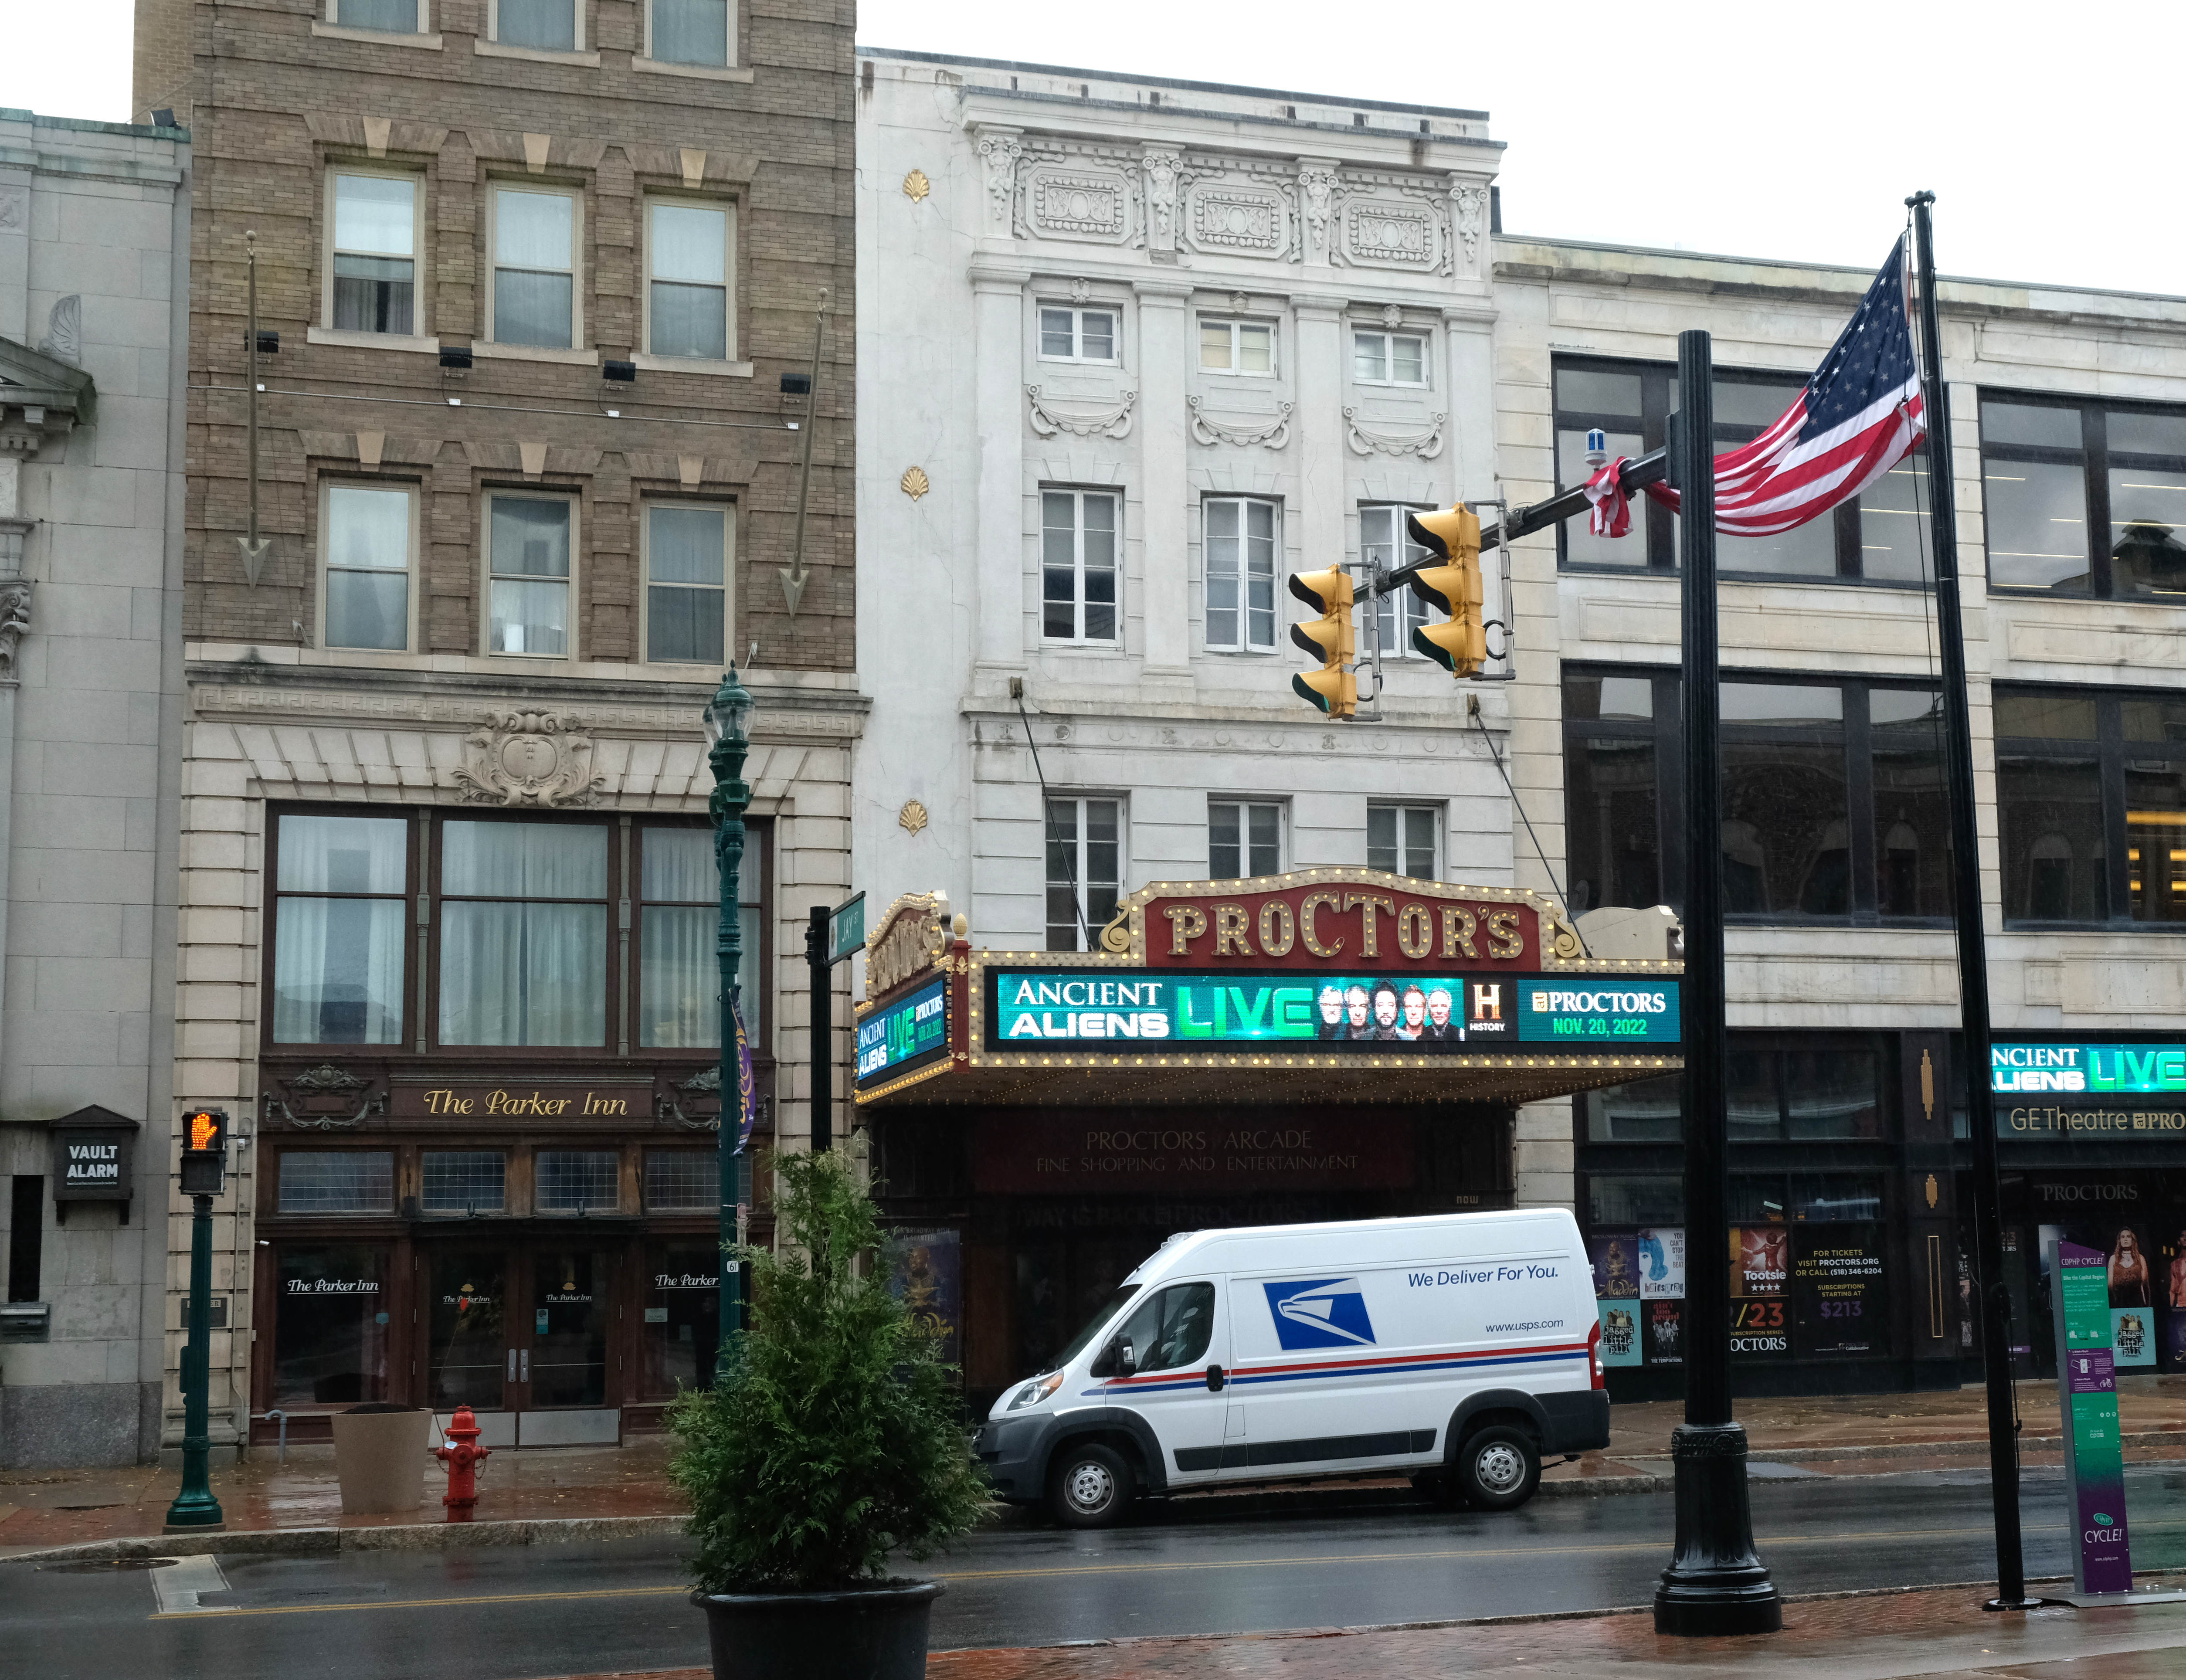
854;873;1683;1110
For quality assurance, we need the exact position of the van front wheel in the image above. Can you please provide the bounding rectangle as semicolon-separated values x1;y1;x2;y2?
1047;1442;1135;1528
1456;1425;1540;1511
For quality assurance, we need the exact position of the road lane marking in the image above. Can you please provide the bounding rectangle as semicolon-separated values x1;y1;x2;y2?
153;1518;2177;1621
151;1555;231;1614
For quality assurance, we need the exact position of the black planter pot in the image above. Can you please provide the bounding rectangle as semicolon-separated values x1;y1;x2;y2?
693;1579;944;1680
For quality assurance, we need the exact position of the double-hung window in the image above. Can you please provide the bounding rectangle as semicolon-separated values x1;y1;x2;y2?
322;482;414;651
1209;801;1280;880
1353;329;1427;386
1045;798;1122;952
1198;317;1273;376
331;0;426;31
1041;489;1118;644
647;0;730;64
1361;505;1431;657
1981;397;2186;599
1039;305;1117;363
491;0;577;51
329;173;418;335
644;502;730;664
490;187;578;349
1368;805;1439;879
1204;497;1276;652
487;492;573;657
636;824;759;1048
645;200;732;360
271;812;410;1045
438;820;609;1047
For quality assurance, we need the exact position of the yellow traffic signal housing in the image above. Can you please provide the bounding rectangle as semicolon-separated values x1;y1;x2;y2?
1287;566;1358;718
1405;504;1488;677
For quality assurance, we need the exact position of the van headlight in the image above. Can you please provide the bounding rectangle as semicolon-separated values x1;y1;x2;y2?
1006;1372;1065;1411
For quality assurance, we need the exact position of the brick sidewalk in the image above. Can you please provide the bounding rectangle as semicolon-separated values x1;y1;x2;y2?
529;1587;2186;1680
5;1376;2183;1556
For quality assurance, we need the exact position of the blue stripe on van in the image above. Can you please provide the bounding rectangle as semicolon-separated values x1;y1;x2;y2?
1077;1345;1585;1400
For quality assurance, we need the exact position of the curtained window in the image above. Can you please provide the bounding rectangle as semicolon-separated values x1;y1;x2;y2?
272;813;409;1044
637;825;760;1048
438;821;608;1046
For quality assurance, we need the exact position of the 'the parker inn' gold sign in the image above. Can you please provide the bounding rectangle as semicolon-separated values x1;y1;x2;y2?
393;1085;654;1120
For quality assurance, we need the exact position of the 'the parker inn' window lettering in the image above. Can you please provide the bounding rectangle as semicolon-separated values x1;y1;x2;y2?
417;1087;635;1117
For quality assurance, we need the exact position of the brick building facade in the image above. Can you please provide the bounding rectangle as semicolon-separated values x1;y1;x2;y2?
133;0;855;1451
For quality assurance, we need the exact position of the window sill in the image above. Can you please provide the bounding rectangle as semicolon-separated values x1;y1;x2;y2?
629;353;752;377
473;38;600;65
630;55;754;82
473;341;600;367
309;20;443;48
307;326;441;354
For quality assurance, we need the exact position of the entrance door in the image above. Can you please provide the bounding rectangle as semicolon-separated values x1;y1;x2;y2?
421;1245;621;1445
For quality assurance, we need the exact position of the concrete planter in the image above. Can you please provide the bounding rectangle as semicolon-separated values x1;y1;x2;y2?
693;1580;943;1680
329;1406;433;1515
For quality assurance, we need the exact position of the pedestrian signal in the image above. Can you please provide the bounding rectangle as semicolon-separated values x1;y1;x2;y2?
1287;567;1357;718
180;1107;229;1196
1405;505;1487;678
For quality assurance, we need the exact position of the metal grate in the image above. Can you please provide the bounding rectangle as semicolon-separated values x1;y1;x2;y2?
536;1150;620;1212
644;1150;713;1212
276;1151;394;1214
421;1151;506;1213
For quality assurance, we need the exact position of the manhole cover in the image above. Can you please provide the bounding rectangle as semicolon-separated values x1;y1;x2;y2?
39;1557;181;1573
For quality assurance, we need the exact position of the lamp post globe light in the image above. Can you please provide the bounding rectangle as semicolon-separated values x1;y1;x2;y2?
704;667;756;1384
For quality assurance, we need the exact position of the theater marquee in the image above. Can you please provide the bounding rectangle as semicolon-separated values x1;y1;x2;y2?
854;872;1684;1109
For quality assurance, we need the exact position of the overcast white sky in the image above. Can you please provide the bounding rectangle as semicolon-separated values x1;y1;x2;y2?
10;0;2175;297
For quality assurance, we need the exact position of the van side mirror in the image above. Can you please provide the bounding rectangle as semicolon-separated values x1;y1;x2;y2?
1118;1340;1137;1376
1090;1340;1117;1379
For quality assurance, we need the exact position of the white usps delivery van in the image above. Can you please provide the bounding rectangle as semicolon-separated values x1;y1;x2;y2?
974;1209;1607;1527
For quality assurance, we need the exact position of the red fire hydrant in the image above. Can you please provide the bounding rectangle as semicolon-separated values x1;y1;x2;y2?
435;1404;492;1521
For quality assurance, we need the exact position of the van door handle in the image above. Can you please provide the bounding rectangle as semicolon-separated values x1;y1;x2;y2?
1205;1364;1225;1392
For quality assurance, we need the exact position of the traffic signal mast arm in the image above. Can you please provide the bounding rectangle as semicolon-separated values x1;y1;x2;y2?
1368;447;1670;599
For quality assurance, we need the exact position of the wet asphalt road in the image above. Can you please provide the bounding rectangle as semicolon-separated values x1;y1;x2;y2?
7;1464;2185;1680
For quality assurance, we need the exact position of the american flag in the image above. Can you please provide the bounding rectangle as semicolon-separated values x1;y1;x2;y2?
1589;238;1926;538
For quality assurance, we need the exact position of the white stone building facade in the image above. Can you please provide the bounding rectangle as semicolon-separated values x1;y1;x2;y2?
0;110;190;1466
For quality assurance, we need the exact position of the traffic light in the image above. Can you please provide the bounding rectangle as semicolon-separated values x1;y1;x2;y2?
180;1107;229;1197
1287;566;1357;718
1405;504;1487;678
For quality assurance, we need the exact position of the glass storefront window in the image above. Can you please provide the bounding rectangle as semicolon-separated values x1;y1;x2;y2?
1588;1175;1684;1227
531;1249;610;1407
643;1149;713;1212
277;1151;394;1214
421;1151;505;1214
536;1151;619;1213
643;1240;720;1396
427;1252;506;1408
271;1245;389;1408
1582;1074;1680;1143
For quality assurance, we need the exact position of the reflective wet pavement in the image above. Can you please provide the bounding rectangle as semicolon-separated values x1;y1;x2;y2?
4;1464;2184;1680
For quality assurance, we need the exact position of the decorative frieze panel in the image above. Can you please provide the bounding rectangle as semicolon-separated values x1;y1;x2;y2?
1023;162;1135;244
452;711;608;808
1344;406;1446;458
1185;187;1286;256
1188;395;1293;450
1339;197;1443;271
1027;384;1138;439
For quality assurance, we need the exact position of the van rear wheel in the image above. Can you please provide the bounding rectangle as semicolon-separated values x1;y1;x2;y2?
1047;1443;1134;1528
1456;1425;1540;1511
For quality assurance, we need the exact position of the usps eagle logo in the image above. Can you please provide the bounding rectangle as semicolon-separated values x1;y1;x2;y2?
1263;1278;1377;1351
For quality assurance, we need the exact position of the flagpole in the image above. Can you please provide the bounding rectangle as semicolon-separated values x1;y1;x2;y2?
1904;191;2036;1613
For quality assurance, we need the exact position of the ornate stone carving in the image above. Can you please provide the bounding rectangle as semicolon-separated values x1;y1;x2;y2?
1297;166;1337;260
1027;165;1130;241
975;132;1021;227
452;711;607;807
899;798;930;836
1343;201;1436;268
900;465;930;501
901;168;930;203
0;580;31;684
0;188;24;231
37;296;81;367
1069;277;1092;304
1188;395;1293;450
1142;148;1182;251
1380;303;1404;329
1026;384;1137;440
1190;188;1283;253
1344;406;1446;459
1451;183;1488;267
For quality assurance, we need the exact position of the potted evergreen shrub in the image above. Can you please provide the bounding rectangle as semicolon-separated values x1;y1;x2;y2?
669;1148;987;1680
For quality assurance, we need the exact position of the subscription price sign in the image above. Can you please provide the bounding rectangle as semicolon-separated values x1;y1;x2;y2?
987;971;1680;1050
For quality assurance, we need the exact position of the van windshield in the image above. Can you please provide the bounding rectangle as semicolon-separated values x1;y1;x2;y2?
1042;1285;1139;1375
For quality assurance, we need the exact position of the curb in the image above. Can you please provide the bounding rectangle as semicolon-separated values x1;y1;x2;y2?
0;1513;688;1567
1617;1429;2186;1467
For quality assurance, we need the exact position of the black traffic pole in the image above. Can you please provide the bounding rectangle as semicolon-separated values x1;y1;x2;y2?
1654;329;1781;1638
1906;191;2035;1612
807;906;832;1153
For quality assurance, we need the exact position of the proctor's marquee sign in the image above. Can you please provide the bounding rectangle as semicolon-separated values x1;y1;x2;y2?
854;872;1683;1106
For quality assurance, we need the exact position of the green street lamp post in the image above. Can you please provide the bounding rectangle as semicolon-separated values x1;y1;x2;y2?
703;668;757;1385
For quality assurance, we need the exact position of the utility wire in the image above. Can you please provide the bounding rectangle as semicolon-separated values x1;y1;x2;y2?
1467;700;1589;957
1016;689;1090;949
